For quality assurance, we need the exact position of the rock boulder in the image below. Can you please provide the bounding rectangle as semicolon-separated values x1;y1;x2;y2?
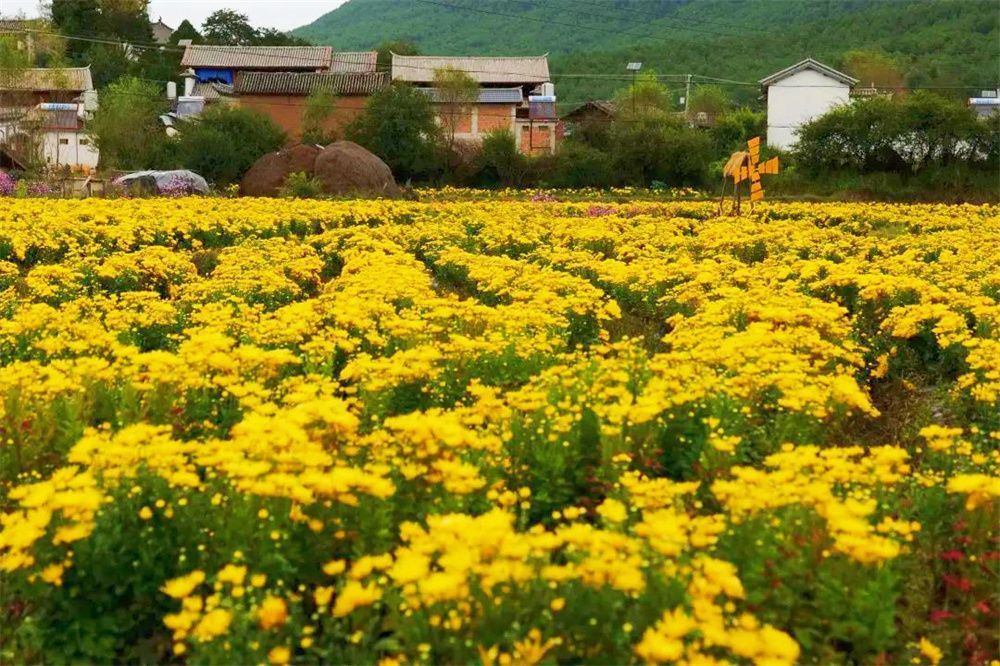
313;141;400;198
240;144;321;197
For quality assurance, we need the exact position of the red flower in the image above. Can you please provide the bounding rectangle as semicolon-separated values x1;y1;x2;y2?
939;550;965;561
942;574;972;592
974;600;991;615
929;609;954;623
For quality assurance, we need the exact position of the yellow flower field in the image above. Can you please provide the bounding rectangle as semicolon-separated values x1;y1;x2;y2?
0;196;997;665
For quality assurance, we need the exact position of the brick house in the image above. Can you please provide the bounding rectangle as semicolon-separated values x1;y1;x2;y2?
391;54;558;154
179;46;384;142
230;70;388;141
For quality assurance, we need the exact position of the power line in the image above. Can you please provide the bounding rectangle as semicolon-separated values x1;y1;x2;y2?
10;28;997;93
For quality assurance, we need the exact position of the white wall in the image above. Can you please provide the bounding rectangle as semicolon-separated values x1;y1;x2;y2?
766;68;851;150
41;130;100;170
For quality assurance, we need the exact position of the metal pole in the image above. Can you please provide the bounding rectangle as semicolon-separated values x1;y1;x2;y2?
684;74;691;118
632;70;636;115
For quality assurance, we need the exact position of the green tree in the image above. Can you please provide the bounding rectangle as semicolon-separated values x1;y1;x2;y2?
841;49;906;93
432;66;479;152
612;71;672;119
688;85;729;119
609;115;712;186
301;88;338;145
175;105;286;185
48;0;102;61
376;40;418;71
169;19;201;45
710;107;765;153
476;130;528;187
346;83;442;182
87;77;170;170
201;9;258;45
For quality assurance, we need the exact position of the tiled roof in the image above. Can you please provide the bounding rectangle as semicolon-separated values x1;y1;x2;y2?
0;66;94;91
392;54;549;84
759;58;858;87
327;51;378;74
25;107;81;130
191;81;233;100
181;45;334;70
233;71;389;96
420;87;523;104
562;100;615;119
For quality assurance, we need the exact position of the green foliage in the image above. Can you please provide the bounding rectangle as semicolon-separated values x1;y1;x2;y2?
795;92;992;175
840;49;906;91
709;107;766;153
538;141;615;188
612;71;674;119
301;88;339;145
87;77;171;170
688;85;728;117
476;130;528;187
433;67;480;150
169;19;202;45
294;0;997;105
609;116;714;187
175;105;286;186
346;83;443;182
375;39;419;71
201;9;309;46
280;171;324;199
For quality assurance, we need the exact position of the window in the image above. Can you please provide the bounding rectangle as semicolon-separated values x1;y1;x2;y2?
538;125;550;132
521;126;530;132
79;138;90;146
59;138;70;145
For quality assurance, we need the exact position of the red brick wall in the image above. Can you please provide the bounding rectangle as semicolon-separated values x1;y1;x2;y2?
236;96;369;143
477;105;514;133
518;121;555;155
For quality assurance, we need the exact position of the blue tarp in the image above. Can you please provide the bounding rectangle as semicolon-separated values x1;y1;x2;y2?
194;68;233;84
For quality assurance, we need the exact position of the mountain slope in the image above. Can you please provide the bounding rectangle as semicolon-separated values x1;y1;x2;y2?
294;0;998;105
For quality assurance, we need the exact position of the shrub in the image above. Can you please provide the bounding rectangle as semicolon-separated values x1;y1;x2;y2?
347;83;442;183
87;77;172;171
476;130;529;187
280;171;324;199
610;117;713;187
795;93;988;175
175;105;285;186
541;141;615;188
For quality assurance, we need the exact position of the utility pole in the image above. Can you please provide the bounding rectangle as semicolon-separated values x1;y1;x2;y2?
626;62;642;115
684;74;692;119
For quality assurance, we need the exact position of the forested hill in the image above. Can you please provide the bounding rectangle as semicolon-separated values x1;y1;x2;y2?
294;0;998;106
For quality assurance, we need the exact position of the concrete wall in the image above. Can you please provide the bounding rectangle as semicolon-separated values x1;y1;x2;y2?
236;96;369;143
41;130;99;170
766;68;851;150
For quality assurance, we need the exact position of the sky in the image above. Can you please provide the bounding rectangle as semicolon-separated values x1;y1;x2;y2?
3;0;348;32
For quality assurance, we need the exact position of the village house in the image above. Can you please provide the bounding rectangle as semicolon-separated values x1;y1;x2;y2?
229;68;388;141
177;45;385;140
0;66;98;171
179;44;338;97
968;89;999;119
150;17;174;45
391;53;558;154
759;58;858;150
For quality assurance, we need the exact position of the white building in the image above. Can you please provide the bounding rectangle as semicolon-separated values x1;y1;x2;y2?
32;105;99;170
759;58;858;151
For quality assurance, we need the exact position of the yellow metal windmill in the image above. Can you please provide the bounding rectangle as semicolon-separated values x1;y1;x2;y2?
718;136;779;215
